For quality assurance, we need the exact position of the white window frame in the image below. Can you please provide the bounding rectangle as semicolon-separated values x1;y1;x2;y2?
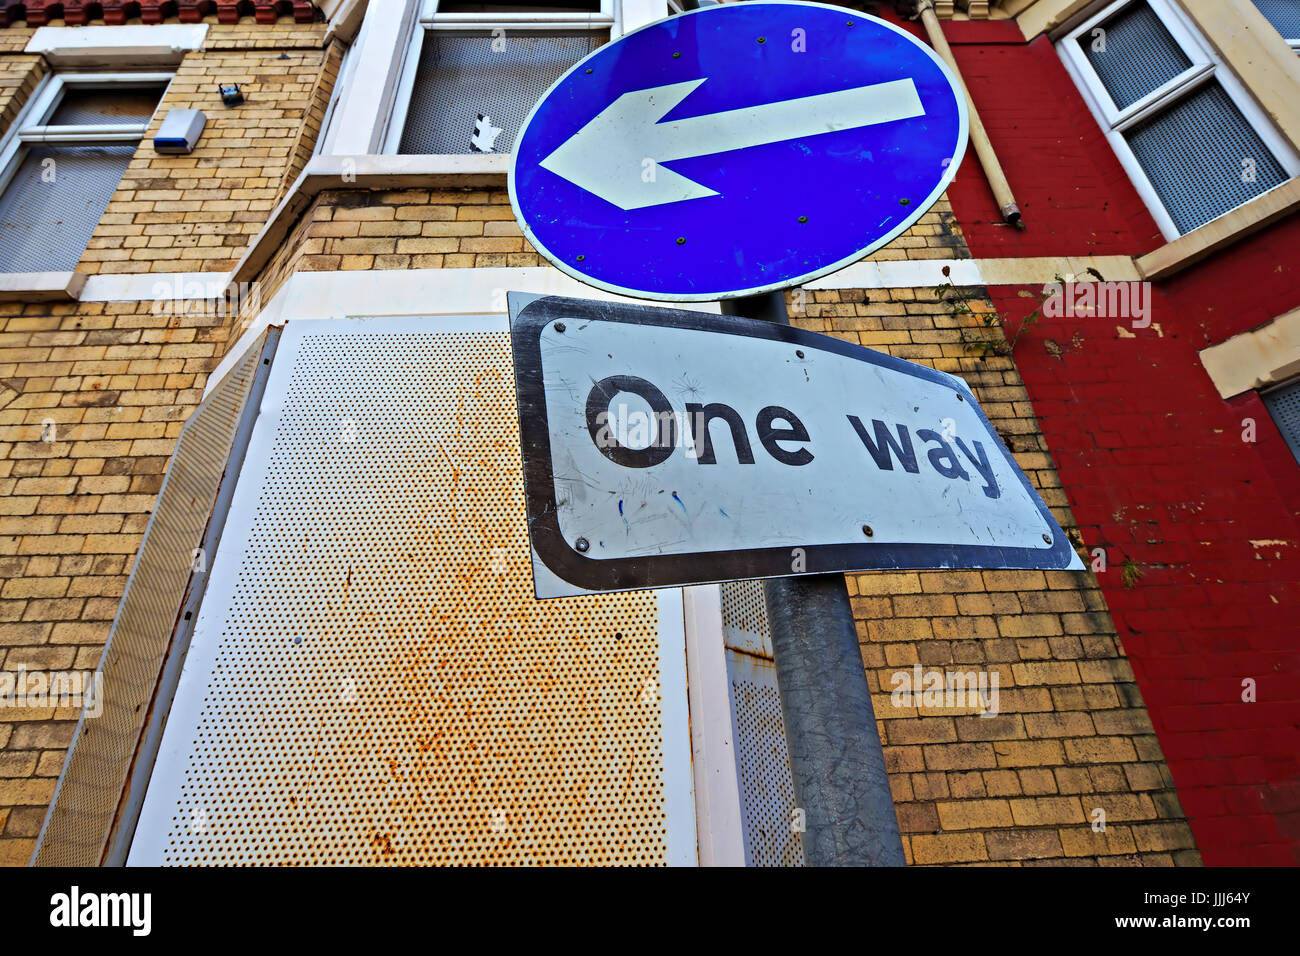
0;72;172;268
379;0;617;155
1058;0;1300;240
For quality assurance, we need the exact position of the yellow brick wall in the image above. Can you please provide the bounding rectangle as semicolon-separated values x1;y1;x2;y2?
75;24;328;275
0;295;236;864
278;38;346;198
0;55;43;140
793;287;1197;865
0;18;1195;864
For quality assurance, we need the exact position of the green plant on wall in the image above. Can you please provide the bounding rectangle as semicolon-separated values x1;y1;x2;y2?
935;267;1059;359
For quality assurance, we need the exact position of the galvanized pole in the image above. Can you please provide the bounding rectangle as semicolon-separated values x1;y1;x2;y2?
720;292;906;867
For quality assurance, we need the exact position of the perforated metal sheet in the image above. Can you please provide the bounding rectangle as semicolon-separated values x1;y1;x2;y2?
719;581;803;867
1082;1;1191;110
1264;378;1300;466
0;145;134;272
1253;0;1300;40
1125;81;1286;234
398;30;601;154
724;650;804;867
34;333;270;867
128;317;693;866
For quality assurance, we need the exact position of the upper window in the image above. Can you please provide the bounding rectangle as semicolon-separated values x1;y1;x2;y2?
1252;0;1300;51
384;0;613;155
1059;0;1299;240
0;73;168;273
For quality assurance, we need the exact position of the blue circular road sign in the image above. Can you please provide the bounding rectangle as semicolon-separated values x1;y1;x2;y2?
510;1;969;302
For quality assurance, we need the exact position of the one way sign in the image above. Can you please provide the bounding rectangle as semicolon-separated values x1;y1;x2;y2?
509;294;1083;599
510;2;968;301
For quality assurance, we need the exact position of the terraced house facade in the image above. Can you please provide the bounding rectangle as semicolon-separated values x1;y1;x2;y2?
0;0;1294;866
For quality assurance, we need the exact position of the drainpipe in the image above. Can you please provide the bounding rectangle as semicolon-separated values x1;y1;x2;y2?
912;0;1025;228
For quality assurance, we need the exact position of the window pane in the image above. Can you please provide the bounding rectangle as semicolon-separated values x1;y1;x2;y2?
1125;81;1287;234
1252;1;1300;41
1263;379;1300;467
1082;1;1192;110
0;145;134;272
47;85;166;126
398;30;600;154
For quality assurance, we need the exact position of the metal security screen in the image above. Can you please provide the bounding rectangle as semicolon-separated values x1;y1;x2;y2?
0;145;133;272
1125;82;1287;234
1081;1;1191;110
720;580;805;867
126;317;694;866
1263;379;1300;466
48;86;168;125
1253;0;1300;40
398;30;600;154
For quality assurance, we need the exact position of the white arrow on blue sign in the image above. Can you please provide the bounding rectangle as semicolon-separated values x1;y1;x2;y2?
510;1;970;301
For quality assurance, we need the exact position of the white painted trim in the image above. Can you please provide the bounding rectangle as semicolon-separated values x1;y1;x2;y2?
619;0;669;34
1057;0;1300;241
657;587;699;866
327;0;421;154
683;584;746;867
202;266;723;399
25;24;207;66
0;270;86;301
79;271;235;302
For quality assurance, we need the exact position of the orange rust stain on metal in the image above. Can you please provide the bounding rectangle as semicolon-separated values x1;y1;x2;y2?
160;332;669;865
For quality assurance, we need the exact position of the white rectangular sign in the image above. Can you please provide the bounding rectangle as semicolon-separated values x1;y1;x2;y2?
509;294;1084;597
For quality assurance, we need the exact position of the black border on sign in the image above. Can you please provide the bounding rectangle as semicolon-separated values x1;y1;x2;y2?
509;294;1080;594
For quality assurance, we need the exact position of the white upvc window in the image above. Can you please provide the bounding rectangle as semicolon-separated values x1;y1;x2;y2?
1252;0;1300;51
0;72;170;272
1058;0;1300;240
382;0;616;155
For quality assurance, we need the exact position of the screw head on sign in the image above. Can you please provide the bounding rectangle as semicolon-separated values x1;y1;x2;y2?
576;254;586;261
575;537;590;553
554;322;566;333
676;236;686;245
585;68;593;74
1042;534;1052;544
757;36;767;43
862;525;874;537
899;197;911;206
956;392;964;401
798;215;809;223
673;51;681;58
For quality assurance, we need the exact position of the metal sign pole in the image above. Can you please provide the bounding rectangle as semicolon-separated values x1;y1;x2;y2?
721;292;906;867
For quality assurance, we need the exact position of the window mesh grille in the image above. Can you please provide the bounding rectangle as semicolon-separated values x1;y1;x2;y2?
1253;0;1300;40
1125;81;1286;234
48;86;165;126
1263;379;1300;466
398;30;600;154
1082;1;1191;110
0;145;133;272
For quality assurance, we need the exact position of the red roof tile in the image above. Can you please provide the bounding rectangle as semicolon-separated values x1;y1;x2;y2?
0;2;320;27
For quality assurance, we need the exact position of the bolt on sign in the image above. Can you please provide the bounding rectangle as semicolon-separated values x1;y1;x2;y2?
509;294;1083;599
510;1;968;301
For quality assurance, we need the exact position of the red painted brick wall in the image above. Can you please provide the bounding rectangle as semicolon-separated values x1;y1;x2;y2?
930;15;1300;865
941;24;1166;258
